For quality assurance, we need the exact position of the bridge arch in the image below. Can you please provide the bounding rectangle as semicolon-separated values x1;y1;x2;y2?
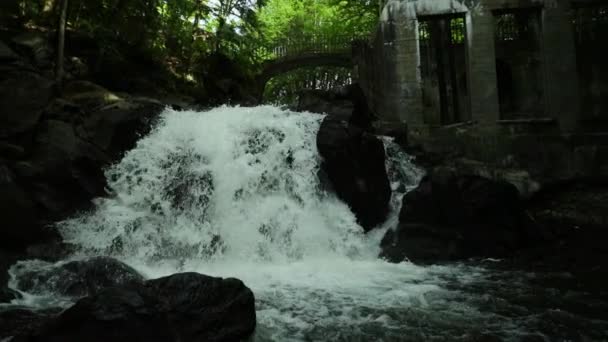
256;53;353;99
252;35;363;99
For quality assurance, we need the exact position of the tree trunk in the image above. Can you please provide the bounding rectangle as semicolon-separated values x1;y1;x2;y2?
55;0;68;88
188;0;203;72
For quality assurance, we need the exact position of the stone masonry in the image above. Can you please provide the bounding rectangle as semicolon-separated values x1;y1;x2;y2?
355;0;608;193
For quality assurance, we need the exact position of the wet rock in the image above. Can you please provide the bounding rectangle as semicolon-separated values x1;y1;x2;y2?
347;83;375;130
24;241;74;263
0;308;60;339
0;70;54;138
297;84;375;129
82;97;164;159
20;120;109;222
11;32;53;68
0;165;45;247
20;272;256;342
381;169;538;263
317;116;391;231
42;98;83;123
0;249;22;303
0;40;19;61
0;287;20;303
12;257;144;298
0;142;26;160
62;80;122;110
297;89;352;119
146;272;256;341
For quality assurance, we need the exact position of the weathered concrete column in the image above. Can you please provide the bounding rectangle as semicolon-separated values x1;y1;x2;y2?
371;1;423;125
394;17;424;125
541;0;580;132
467;6;500;125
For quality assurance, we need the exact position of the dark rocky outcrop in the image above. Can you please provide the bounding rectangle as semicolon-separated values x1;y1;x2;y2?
0;70;55;138
381;167;539;263
297;88;353;119
11;257;145;298
13;272;256;342
317;115;391;231
0;308;61;339
145;273;256;342
297;84;376;130
0;65;164;249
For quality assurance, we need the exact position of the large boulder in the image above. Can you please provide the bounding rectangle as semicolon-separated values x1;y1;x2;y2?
16;120;109;224
317;116;391;231
0;308;60;340
0;70;55;138
2;87;164;245
81;97;164;159
297;89;353;119
18;272;256;342
381;168;539;263
0;41;19;61
297;84;375;130
62;80;123;110
11;32;53;69
0;165;48;247
11;257;145;298
146;273;256;341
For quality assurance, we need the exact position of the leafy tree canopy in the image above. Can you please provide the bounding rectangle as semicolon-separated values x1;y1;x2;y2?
9;0;378;102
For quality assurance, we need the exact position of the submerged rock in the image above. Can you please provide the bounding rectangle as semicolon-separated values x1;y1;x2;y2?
0;308;61;340
12;257;144;298
316;115;391;231
17;272;256;342
381;168;539;263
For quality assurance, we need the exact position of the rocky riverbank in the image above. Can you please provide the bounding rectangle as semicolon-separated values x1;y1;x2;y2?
1;258;256;341
300;87;608;279
1;29;261;341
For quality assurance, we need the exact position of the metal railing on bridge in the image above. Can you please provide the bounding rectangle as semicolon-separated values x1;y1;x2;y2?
254;34;365;62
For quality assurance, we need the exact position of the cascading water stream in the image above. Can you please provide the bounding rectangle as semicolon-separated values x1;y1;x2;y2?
10;106;607;341
7;106;479;339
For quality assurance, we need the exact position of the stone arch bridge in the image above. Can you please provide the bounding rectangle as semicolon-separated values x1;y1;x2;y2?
254;35;363;96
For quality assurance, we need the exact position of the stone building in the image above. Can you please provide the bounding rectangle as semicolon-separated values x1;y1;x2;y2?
355;0;608;192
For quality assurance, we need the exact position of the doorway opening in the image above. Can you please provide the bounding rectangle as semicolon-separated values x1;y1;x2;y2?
572;2;608;121
418;14;469;126
493;8;544;119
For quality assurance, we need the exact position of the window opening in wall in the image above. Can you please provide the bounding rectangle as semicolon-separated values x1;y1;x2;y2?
418;15;469;126
572;2;608;121
494;8;544;119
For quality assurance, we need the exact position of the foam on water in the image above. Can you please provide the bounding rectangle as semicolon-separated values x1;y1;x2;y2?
6;106;495;340
60;106;375;263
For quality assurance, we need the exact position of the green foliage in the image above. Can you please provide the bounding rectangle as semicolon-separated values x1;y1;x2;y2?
259;0;377;43
258;0;377;103
264;66;351;105
12;0;378;102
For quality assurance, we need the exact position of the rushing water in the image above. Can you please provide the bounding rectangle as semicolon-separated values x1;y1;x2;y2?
6;106;608;341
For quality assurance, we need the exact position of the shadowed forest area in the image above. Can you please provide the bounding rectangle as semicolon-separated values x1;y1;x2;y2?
0;0;378;105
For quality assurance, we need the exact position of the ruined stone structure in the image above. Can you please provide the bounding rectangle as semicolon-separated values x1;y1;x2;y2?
355;0;608;192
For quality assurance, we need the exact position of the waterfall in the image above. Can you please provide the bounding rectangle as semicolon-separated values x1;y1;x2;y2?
8;106;484;341
60;106;382;263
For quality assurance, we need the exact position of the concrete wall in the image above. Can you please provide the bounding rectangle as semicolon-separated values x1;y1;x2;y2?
355;0;608;187
356;0;582;129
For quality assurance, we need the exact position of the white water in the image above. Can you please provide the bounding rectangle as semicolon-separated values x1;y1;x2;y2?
7;106;492;340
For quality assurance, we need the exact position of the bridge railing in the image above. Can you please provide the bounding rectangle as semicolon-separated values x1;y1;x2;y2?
255;34;364;61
